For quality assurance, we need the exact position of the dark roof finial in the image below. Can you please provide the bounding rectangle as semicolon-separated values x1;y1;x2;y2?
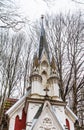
41;15;44;36
41;14;44;19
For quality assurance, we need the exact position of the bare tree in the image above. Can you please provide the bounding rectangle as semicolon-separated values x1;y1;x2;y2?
44;13;84;119
72;0;84;4
0;25;35;126
0;0;28;31
66;13;84;121
0;32;26;125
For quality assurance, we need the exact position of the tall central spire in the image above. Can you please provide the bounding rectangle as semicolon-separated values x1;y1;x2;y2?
38;15;49;61
41;15;45;36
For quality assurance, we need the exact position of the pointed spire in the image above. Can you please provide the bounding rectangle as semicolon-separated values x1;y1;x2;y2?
41;15;45;36
39;15;44;59
50;56;56;70
39;15;50;61
33;54;39;68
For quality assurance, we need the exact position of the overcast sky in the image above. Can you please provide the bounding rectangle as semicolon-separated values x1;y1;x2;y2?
15;0;84;20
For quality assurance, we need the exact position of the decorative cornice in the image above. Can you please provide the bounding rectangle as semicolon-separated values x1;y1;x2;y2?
26;97;66;106
47;75;59;83
30;74;42;82
65;106;78;122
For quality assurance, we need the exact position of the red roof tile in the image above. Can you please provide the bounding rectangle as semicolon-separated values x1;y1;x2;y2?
4;98;18;112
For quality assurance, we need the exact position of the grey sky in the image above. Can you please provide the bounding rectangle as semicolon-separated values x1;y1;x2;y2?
16;0;84;20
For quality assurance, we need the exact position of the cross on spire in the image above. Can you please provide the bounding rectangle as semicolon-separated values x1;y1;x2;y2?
41;14;44;19
44;87;49;97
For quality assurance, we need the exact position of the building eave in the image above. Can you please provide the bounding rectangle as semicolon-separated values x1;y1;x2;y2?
6;90;31;118
65;106;78;122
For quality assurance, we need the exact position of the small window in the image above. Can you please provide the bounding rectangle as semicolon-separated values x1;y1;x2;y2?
41;61;48;67
42;71;47;85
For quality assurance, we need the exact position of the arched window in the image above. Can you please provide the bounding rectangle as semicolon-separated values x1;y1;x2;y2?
41;60;48;71
66;119;70;130
14;109;26;130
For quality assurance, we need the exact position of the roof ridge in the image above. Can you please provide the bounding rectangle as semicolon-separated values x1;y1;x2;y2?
34;104;43;119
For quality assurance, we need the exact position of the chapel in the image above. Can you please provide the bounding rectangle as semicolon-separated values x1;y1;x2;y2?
5;16;78;130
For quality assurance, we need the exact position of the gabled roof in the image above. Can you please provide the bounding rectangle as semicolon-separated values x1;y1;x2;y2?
34;104;43;119
6;89;31;117
65;106;78;122
0;98;17;122
31;101;65;130
4;98;18;113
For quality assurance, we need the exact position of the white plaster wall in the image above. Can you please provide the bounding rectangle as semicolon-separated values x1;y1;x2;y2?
48;83;54;97
26;103;41;130
53;105;66;125
65;114;75;130
53;105;75;130
48;83;59;97
8;105;24;130
35;111;60;130
31;80;45;96
53;83;59;97
31;81;42;94
32;105;64;130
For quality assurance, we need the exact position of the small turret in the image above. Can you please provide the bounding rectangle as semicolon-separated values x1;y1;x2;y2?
30;72;42;97
47;57;60;100
33;54;39;68
30;54;42;97
50;56;56;71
